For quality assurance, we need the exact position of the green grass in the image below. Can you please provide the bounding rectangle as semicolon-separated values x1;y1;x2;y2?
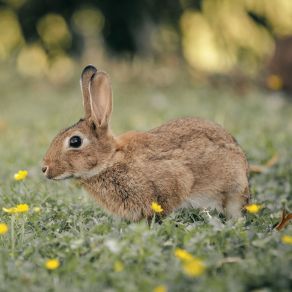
0;67;291;292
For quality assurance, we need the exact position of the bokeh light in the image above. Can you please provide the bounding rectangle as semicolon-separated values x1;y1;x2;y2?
0;9;24;60
17;44;48;77
180;10;228;72
37;14;72;50
180;1;275;73
72;8;104;36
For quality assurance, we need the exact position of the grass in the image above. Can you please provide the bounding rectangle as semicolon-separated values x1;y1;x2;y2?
0;65;292;292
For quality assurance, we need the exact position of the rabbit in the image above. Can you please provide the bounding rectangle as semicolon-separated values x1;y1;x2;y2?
42;65;250;222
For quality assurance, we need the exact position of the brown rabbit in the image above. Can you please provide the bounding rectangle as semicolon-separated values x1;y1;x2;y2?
42;65;250;221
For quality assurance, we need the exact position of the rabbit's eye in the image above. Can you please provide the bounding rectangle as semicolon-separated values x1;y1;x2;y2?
69;136;82;148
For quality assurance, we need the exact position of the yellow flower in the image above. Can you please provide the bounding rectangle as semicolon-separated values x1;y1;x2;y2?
33;207;41;213
45;259;60;270
151;202;163;213
3;204;29;214
174;248;206;277
153;285;167;292
0;223;8;235
245;204;262;214
281;235;292;245
266;74;283;91
16;204;29;213
182;258;206;277
14;170;28;181
114;260;124;272
174;248;194;262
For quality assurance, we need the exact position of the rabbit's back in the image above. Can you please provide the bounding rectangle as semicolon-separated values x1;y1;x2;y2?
126;117;246;166
149;117;238;150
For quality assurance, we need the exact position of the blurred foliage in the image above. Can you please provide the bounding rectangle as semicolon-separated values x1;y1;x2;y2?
1;0;292;81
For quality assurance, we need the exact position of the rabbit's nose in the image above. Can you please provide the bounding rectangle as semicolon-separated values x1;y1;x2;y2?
42;166;48;174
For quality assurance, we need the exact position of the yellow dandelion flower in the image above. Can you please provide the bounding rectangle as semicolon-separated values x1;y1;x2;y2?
0;223;8;235
153;285;167;292
174;248;194;262
281;235;292;245
3;204;29;214
151;202;163;213
245;204;262;214
33;207;41;213
266;74;283;91
114;260;124;272
16;204;29;213
14;170;28;181
182;258;206;277
45;259;60;270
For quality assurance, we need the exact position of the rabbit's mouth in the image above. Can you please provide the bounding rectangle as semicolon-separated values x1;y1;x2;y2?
42;163;73;180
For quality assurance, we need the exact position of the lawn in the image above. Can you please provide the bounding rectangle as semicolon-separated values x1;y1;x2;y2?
0;65;291;292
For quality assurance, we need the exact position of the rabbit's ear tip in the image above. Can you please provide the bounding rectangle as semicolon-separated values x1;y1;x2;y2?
81;65;97;77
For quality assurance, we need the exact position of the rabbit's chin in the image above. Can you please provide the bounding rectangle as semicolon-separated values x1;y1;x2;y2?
51;173;73;180
73;165;108;179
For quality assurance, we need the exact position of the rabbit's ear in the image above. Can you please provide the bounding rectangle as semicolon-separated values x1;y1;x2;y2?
89;71;112;128
80;65;97;119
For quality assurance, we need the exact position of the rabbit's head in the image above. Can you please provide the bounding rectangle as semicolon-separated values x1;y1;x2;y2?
42;65;116;180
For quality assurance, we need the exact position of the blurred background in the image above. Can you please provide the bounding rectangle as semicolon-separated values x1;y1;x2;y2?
0;0;292;90
0;0;292;170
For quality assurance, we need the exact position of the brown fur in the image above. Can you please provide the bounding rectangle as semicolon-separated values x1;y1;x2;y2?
42;65;250;221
